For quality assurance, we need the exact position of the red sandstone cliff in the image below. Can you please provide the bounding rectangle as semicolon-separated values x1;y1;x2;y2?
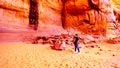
0;0;120;38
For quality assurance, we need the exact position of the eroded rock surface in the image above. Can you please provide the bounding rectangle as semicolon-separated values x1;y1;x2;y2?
0;0;119;37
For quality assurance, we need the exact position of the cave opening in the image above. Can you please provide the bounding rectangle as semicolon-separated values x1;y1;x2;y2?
29;0;39;30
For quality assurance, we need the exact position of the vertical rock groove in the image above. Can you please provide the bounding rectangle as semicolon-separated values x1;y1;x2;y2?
61;0;66;29
29;0;39;30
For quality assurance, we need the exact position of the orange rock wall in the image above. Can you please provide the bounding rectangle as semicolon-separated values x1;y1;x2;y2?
62;0;116;35
0;0;119;35
0;0;62;30
0;0;29;29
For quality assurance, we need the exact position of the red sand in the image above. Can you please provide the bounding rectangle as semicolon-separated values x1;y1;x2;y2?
0;42;120;68
0;32;120;68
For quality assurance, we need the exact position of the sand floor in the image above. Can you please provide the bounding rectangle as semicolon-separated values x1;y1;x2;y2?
0;42;120;68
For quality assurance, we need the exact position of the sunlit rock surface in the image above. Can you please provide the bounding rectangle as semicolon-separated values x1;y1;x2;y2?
0;0;120;37
62;0;117;36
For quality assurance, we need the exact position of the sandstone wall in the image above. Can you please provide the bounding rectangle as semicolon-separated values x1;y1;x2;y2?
0;0;119;37
0;0;29;30
62;0;116;35
0;0;63;31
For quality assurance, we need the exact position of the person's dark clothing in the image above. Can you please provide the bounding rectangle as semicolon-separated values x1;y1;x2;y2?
74;44;80;52
73;35;80;53
74;36;79;45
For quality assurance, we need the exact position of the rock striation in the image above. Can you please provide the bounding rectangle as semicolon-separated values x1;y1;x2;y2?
0;0;120;38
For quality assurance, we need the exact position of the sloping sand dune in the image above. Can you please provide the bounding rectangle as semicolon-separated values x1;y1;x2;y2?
0;41;120;68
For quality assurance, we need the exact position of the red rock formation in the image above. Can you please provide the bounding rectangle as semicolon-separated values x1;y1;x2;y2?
62;0;116;36
0;0;119;38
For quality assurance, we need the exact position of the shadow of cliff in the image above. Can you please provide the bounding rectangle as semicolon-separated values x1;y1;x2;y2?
29;0;39;30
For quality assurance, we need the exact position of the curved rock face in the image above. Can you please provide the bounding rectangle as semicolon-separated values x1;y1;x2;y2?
62;0;116;35
0;0;119;36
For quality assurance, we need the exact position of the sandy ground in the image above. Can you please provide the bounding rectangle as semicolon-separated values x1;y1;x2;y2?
0;42;120;68
0;33;120;68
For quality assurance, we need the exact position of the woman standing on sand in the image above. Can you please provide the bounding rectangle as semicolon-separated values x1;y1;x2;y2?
73;34;80;53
